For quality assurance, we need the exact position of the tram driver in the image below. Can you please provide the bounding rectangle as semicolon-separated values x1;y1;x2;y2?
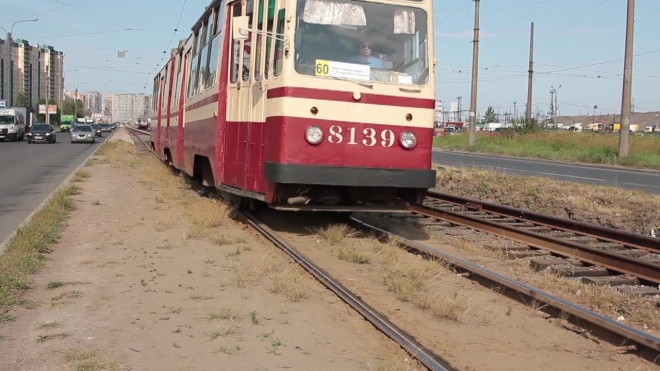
349;42;384;69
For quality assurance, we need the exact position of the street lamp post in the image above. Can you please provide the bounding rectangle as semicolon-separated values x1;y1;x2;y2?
550;85;562;128
7;18;38;107
74;82;87;120
0;27;6;100
62;70;78;111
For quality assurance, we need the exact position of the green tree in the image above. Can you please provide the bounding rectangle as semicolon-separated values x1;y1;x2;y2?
62;99;84;118
484;106;497;123
14;92;27;107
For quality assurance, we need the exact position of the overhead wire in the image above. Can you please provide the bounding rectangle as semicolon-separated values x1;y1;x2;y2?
143;0;189;90
0;0;87;24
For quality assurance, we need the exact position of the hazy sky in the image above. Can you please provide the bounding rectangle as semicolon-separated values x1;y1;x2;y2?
3;0;659;116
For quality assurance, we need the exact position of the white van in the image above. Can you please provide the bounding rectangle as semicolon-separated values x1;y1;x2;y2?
0;108;27;141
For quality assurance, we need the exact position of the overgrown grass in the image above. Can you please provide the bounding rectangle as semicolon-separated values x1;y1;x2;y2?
434;165;660;234
433;131;660;169
0;185;78;317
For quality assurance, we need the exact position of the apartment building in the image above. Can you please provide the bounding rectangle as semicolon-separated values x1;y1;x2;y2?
103;94;114;121
85;91;102;114
0;37;63;108
110;93;151;123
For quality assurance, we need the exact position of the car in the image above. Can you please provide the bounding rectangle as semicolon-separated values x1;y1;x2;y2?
100;123;112;132
70;125;96;143
90;124;103;137
27;123;57;143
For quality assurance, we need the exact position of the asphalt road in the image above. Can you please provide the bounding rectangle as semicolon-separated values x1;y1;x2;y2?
432;149;660;194
0;132;110;247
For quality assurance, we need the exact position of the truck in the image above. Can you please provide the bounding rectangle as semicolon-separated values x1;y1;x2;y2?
60;114;74;132
0;107;28;141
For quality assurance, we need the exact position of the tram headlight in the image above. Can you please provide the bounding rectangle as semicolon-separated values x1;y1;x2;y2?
400;132;417;149
305;125;324;145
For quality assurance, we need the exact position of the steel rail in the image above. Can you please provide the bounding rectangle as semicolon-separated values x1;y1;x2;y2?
407;202;660;285
349;216;660;358
124;128;458;371
426;190;660;252
243;211;458;371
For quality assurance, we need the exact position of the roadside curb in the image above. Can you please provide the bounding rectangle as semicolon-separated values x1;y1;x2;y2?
431;148;660;175
0;129;118;256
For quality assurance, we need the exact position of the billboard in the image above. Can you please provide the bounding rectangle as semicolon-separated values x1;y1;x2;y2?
38;104;57;114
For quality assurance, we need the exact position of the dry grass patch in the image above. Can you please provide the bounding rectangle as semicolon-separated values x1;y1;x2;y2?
36;332;70;343
139;159;186;200
35;321;61;330
186;199;230;239
435;165;660;234
203;307;235;321
0;185;77;319
527;270;660;330
230;257;270;289
96;140;140;168
61;348;118;371
50;290;83;306
72;170;90;182
206;325;239;340
430;295;470;322
153;218;174;232
46;281;89;290
312;224;358;245
337;244;372;264
267;264;313;302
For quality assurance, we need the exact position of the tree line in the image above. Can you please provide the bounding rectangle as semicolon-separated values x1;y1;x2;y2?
12;92;86;124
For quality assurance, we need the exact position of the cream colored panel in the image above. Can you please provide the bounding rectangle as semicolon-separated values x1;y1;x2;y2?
184;102;216;127
265;97;433;128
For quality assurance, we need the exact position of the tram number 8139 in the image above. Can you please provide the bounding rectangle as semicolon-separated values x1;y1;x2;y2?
327;125;397;148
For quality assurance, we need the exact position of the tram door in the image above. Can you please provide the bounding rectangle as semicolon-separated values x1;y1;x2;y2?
225;0;269;192
224;0;250;188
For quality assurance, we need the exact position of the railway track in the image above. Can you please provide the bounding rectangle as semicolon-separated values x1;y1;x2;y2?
124;127;457;371
402;191;660;295
124;127;660;363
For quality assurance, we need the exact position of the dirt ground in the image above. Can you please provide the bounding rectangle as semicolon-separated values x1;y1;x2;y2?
261;212;658;371
434;165;660;235
0;130;416;371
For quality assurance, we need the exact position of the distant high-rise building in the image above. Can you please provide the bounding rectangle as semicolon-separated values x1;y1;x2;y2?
0;37;64;108
103;94;114;121
85;91;102;114
110;93;152;123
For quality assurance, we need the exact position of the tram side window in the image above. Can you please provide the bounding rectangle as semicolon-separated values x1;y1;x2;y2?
160;76;166;113
273;9;285;77
196;21;210;93
204;6;224;89
152;76;159;112
172;55;182;106
230;2;242;83
187;32;200;98
241;0;255;82
163;66;170;112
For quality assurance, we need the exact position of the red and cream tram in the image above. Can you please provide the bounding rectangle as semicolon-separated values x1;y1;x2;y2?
150;0;436;211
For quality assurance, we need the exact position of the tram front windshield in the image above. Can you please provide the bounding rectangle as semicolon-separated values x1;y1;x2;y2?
294;0;430;85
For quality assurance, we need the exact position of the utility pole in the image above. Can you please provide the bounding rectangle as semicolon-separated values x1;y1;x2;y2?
46;64;50;125
549;89;555;124
468;0;480;148
456;96;462;122
618;0;634;158
74;88;78;120
525;22;534;127
513;101;517;122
